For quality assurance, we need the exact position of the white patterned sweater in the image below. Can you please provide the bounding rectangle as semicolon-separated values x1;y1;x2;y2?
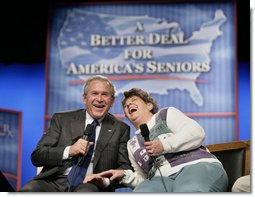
121;107;221;189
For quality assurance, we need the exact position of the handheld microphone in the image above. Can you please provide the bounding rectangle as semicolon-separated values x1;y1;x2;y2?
77;124;93;165
139;123;168;192
140;124;150;142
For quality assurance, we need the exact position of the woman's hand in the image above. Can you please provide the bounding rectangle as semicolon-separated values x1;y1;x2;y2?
144;140;164;156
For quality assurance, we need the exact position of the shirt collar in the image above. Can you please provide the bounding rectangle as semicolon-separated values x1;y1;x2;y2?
86;111;104;125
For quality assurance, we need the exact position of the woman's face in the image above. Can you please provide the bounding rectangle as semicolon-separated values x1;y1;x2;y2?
123;96;152;125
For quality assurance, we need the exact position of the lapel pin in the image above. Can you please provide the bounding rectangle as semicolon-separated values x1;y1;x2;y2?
108;129;112;132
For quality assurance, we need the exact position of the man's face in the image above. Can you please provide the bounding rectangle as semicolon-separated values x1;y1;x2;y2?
123;96;152;124
83;80;114;120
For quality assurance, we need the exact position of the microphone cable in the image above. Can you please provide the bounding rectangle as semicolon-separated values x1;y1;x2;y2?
140;123;168;192
153;158;168;192
67;124;93;192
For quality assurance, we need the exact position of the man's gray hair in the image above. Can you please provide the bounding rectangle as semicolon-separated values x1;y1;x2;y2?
82;75;116;97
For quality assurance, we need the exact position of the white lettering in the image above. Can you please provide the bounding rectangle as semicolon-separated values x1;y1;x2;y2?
124;49;152;60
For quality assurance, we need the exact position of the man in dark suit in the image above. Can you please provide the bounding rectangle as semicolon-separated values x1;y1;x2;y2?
20;75;132;192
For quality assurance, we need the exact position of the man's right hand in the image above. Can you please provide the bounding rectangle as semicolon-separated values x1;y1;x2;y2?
69;139;94;157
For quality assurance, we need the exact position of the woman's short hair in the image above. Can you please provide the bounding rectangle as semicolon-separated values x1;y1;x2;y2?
122;88;158;114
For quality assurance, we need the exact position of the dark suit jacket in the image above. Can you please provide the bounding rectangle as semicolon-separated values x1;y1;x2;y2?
31;109;132;191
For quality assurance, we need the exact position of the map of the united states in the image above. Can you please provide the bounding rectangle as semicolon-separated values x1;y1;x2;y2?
58;9;226;106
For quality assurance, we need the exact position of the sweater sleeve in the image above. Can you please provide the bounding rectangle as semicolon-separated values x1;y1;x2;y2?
120;140;147;188
158;107;205;153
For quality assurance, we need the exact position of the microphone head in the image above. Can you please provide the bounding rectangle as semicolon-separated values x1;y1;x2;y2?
140;124;150;141
84;124;93;137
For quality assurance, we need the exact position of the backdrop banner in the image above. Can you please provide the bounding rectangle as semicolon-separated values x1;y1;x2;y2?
0;109;22;190
46;1;237;145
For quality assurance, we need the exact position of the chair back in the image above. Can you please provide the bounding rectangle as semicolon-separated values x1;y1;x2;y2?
207;141;246;192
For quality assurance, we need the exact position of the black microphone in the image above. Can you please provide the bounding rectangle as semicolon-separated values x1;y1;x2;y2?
77;124;93;165
140;124;150;142
139;123;168;192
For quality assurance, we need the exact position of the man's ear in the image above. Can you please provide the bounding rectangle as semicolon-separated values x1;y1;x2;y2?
83;95;87;105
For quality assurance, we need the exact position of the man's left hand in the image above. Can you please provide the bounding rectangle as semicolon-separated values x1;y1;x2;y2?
83;174;107;188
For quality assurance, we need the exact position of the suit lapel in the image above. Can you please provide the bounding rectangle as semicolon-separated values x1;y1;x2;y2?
93;114;115;167
70;110;86;143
